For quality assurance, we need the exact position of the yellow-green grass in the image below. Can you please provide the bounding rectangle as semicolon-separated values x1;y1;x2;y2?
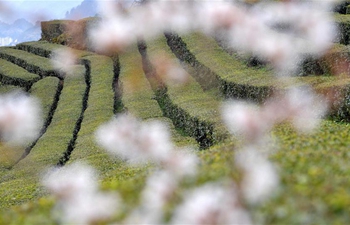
119;46;163;119
118;45;198;148
0;59;39;81
16;41;92;58
2;34;350;224
6;119;350;224
30;76;62;131
68;55;116;169
147;37;230;144
181;33;275;85
0;66;86;209
180;33;339;88
68;49;197;214
2;75;350;224
0;85;23;93
0;77;61;169
65;55;137;210
4;43;156;212
178;32;350;116
334;13;350;23
258;120;350;224
0;47;57;77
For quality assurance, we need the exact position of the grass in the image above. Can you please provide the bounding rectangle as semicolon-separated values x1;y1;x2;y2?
257;120;350;224
0;48;57;77
119;45;164;120
0;66;86;209
0;30;350;224
0;85;23;93
181;32;341;88
147;37;230;143
16;41;92;58
0;77;61;169
0;59;39;81
30;77;61;122
181;33;276;86
68;55;116;169
118;44;198;148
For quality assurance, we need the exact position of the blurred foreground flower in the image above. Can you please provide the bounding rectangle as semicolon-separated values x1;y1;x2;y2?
171;182;251;224
125;170;178;224
236;147;279;205
0;91;42;146
50;48;78;76
42;162;119;224
222;86;326;142
96;114;173;164
150;52;189;85
96;114;198;174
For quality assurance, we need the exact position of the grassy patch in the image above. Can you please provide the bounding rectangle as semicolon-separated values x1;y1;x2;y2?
258;121;350;224
0;66;86;209
0;47;58;77
16;41;92;58
68;55;115;168
146;37;230;147
119;44;198;148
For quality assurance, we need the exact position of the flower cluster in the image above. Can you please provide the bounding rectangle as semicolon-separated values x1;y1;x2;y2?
50;48;78;77
171;182;251;224
0;91;42;146
42;162;119;224
222;86;327;142
96;114;198;175
221;86;326;205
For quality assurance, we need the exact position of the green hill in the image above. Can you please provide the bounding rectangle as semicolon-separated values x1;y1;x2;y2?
1;20;350;223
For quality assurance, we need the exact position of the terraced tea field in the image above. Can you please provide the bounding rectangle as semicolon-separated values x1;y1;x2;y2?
1;25;350;223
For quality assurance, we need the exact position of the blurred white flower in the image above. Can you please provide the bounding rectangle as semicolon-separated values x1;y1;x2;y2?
42;162;97;199
222;86;326;142
50;48;78;76
252;2;335;56
125;171;177;224
235;147;279;205
142;171;177;209
56;191;119;225
284;86;327;133
171;183;251;225
0;91;42;145
89;17;136;53
96;114;173;165
221;101;271;142
151;53;189;86
164;149;199;178
165;64;189;85
42;162;119;224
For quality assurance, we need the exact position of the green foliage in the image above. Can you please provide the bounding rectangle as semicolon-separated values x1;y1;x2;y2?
141;38;230;148
118;44;198;148
0;59;39;90
0;47;58;77
16;41;91;58
258;121;350;224
165;32;275;102
2;25;350;224
68;54;116;168
335;13;350;45
0;64;86;209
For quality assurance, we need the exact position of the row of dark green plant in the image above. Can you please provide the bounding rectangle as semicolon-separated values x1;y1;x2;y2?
169;32;350;123
164;32;274;103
